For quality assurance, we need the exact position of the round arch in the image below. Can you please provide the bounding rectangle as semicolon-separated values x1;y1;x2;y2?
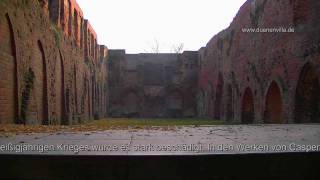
294;63;320;123
264;81;283;123
241;87;255;124
28;40;49;125
0;14;18;124
57;51;66;125
38;40;49;125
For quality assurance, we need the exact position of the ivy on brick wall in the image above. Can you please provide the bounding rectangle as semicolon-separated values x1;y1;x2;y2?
51;25;63;48
20;68;35;123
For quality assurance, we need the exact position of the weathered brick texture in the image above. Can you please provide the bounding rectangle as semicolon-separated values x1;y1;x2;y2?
108;51;198;118
0;0;108;124
197;0;320;123
0;0;319;124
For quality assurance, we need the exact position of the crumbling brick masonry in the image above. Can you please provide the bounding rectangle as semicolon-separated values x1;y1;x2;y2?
0;0;319;124
197;0;320;123
0;0;108;125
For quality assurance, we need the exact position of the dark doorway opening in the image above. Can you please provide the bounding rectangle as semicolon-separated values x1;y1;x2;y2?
264;81;283;124
294;63;320;123
241;87;254;124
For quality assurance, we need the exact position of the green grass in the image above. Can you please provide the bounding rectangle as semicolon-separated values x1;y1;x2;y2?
0;118;225;135
88;118;225;128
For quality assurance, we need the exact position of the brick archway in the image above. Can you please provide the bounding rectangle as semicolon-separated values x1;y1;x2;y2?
214;73;223;119
37;41;49;125
68;0;72;36
294;63;320;123
264;81;283;124
0;14;18;124
241;87;254;124
30;40;48;125
57;52;66;125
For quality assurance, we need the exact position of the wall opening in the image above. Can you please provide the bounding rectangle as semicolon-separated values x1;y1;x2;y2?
294;63;320;123
214;73;223;119
73;9;79;42
80;18;83;48
264;81;283;124
34;41;48;125
68;0;72;36
59;0;65;30
226;84;234;122
241;87;254;124
58;52;66;125
48;0;60;24
0;14;18;124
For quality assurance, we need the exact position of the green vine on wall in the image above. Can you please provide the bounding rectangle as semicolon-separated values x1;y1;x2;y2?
20;68;35;123
51;25;63;48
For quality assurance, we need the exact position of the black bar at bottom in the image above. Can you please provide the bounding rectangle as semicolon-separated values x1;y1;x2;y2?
0;152;319;180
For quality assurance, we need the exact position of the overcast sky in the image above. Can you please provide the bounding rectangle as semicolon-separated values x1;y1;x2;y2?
77;0;247;53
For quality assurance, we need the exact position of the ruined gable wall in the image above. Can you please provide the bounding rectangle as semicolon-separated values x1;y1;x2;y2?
108;51;198;118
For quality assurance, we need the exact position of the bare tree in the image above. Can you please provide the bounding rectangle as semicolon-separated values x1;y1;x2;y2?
151;39;160;53
172;43;184;54
144;40;184;54
144;38;160;53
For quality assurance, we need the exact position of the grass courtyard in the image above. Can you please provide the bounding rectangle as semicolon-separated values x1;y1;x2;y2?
0;118;224;134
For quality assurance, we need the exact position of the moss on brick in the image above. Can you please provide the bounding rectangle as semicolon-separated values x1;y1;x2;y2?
20;68;35;124
51;24;63;48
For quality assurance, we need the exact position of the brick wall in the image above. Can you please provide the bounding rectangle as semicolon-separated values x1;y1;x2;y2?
0;13;18;124
108;51;198;118
0;0;319;124
0;0;108;125
197;0;320;123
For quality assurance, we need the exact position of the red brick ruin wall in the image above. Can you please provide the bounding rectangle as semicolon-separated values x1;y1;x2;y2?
0;0;108;125
0;0;319;124
197;0;320;123
108;51;198;118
